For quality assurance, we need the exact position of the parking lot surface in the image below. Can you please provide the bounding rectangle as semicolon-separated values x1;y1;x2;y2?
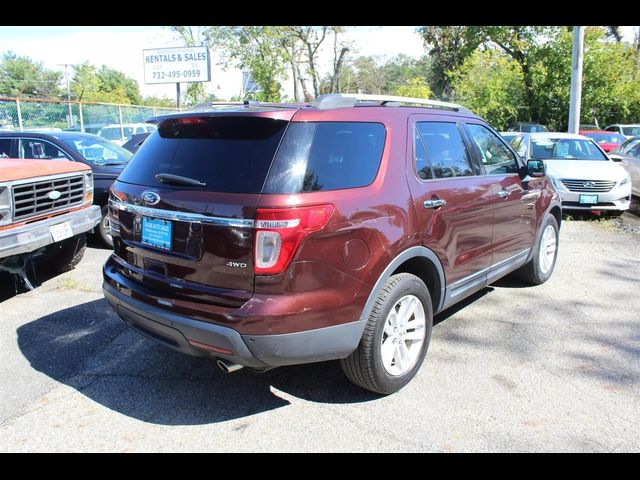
1;220;639;452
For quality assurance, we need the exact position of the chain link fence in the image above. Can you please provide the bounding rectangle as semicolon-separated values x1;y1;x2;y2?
0;97;179;134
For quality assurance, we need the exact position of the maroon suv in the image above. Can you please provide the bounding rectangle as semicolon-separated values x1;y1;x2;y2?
102;94;561;394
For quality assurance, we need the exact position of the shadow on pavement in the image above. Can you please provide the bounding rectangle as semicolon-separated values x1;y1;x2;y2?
17;298;380;426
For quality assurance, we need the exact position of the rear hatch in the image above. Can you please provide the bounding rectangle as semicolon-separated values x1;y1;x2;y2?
110;111;294;307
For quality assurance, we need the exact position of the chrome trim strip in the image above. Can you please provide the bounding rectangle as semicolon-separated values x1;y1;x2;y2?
109;200;255;228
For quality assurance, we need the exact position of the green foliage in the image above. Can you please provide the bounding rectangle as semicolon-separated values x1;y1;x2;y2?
395;77;431;99
0;51;62;98
417;27;479;98
141;96;176;108
71;62;141;104
452;26;640;130
452;50;525;130
205;26;286;102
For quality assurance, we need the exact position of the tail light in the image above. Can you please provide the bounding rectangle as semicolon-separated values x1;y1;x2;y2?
254;204;334;275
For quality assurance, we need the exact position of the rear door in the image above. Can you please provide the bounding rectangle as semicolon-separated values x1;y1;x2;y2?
407;116;495;305
110;113;292;306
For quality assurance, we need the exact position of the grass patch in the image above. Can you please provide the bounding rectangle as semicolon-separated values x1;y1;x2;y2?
56;278;96;293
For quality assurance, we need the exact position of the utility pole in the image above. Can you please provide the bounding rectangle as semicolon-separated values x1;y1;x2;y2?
568;26;585;134
58;63;74;128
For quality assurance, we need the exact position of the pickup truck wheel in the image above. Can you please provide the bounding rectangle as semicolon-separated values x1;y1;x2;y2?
45;234;87;274
341;273;433;395
518;214;559;285
97;207;114;248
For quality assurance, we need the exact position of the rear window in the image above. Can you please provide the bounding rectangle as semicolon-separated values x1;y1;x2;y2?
117;116;288;193
263;122;385;193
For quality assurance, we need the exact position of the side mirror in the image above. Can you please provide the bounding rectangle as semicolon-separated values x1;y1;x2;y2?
527;159;546;177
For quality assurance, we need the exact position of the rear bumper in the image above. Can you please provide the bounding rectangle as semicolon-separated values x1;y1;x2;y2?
102;280;365;368
0;205;101;259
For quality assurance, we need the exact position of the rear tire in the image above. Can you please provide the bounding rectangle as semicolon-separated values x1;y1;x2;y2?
517;214;559;285
341;273;433;395
45;234;87;274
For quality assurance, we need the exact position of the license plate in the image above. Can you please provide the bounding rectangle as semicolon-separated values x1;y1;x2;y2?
579;194;598;204
141;217;172;250
50;221;74;242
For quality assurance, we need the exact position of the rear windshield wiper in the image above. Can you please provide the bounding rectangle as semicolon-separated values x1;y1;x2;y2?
155;173;207;187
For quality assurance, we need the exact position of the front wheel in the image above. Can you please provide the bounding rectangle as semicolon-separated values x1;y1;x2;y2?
517;213;559;285
44;234;87;274
97;206;114;248
341;273;433;395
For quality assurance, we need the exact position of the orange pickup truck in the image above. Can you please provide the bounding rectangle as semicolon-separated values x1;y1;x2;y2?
0;158;101;276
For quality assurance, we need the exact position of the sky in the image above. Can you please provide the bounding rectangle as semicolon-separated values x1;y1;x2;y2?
0;26;637;103
0;26;426;101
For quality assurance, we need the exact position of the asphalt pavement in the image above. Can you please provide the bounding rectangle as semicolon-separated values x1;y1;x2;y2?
1;220;639;452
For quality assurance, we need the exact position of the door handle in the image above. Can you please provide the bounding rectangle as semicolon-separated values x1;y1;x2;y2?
424;199;447;209
497;190;511;199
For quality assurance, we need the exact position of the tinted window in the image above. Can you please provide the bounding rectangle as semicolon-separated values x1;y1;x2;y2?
583;132;626;144
466;123;519;174
264;122;385;193
416;122;474;178
19;139;71;160
118;116;288;193
414;128;433;180
0;139;11;157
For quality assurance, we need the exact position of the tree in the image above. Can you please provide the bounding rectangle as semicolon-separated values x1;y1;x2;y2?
395;78;431;99
141;96;176;108
205;26;286;102
70;63;141;104
451;50;526;130
466;26;563;122
96;66;141;104
417;26;479;99
0;51;62;98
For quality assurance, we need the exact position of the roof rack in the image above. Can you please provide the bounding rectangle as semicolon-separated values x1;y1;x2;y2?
311;93;474;114
188;100;259;111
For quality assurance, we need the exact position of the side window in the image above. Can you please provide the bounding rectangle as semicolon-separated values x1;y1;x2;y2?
416;122;474;179
622;139;640;155
0;138;12;157
19;139;71;160
629;143;640;157
466;123;519;174
414;128;433;180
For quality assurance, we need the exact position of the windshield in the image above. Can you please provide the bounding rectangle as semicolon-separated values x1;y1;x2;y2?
61;134;133;165
530;137;609;161
583;132;626;144
622;126;640;136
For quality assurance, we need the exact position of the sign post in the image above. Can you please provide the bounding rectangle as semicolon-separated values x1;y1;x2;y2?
143;46;211;109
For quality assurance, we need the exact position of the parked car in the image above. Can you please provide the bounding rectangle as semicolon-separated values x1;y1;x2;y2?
507;122;548;133
499;132;520;143
608;136;640;197
103;93;561;395
510;132;631;214
0;158;101;277
97;123;156;146
0;131;133;246
579;130;627;152
604;124;640;139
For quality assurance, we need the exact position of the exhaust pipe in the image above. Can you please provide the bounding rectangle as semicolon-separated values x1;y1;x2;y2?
216;358;244;374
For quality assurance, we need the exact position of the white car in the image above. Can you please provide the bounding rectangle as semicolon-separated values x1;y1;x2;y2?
509;132;632;214
604;124;640;139
97;123;156;146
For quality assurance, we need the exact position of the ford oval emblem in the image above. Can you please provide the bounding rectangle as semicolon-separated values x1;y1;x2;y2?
141;191;161;206
48;190;62;200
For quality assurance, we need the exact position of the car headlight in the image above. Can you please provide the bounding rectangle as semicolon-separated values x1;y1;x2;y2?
0;184;11;227
84;172;94;205
620;176;631;186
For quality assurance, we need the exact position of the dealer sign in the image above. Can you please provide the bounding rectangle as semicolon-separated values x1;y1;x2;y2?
143;46;211;84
